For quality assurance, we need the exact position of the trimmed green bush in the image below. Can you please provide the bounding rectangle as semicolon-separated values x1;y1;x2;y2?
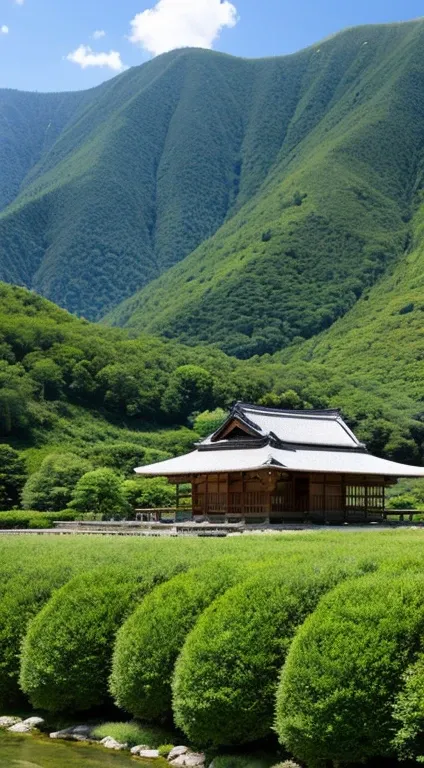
20;557;193;713
0;534;242;709
392;654;424;761
0;565;76;709
172;561;356;747
275;572;424;766
20;566;140;712
110;556;255;720
0;509;76;529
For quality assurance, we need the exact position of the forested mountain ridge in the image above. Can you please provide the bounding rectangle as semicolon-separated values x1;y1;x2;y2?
2;19;424;338
106;20;424;356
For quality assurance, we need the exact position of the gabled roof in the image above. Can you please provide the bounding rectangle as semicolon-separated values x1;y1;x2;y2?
208;402;362;450
134;402;424;479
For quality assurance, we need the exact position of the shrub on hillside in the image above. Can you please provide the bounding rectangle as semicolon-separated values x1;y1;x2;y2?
110;556;254;720
89;442;170;476
172;561;358;747
19;558;193;713
275;572;424;765
0;445;26;509
21;452;92;511
69;468;129;518
193;409;228;437
161;365;214;422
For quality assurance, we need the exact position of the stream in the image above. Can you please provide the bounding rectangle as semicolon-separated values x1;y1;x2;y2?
0;730;160;767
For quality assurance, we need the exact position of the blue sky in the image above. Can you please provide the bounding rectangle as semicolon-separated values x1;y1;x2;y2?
1;0;423;92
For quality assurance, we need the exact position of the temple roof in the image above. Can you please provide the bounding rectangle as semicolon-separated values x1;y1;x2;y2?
207;403;362;449
134;444;424;477
135;403;424;479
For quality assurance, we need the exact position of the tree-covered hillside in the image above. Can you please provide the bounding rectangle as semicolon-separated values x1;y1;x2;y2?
106;20;424;357
279;199;424;408
0;282;422;480
1;48;291;320
2;20;424;336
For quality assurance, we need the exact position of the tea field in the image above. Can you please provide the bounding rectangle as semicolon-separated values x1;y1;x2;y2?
1;531;424;765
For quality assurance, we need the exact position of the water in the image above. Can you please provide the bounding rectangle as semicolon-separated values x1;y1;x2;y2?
0;730;158;767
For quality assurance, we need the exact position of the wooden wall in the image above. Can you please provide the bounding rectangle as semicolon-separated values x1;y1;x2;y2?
190;470;388;519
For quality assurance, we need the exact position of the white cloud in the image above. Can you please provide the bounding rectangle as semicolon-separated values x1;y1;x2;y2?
1;25;9;34
14;0;24;5
129;0;238;57
92;29;106;40
66;44;125;71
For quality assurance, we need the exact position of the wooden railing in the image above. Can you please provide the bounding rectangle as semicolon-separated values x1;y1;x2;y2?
192;493;385;519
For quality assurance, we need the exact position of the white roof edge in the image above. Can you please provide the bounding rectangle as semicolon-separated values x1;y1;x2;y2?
135;466;424;477
134;447;424;478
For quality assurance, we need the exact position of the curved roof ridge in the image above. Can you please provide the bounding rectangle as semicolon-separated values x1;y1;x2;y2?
236;401;342;418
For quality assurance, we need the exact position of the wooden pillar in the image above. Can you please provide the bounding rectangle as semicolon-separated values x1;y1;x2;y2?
323;474;328;523
225;473;229;519
342;474;347;523
241;472;245;523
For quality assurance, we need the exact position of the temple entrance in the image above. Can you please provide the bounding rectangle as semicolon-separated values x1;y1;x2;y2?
295;477;310;513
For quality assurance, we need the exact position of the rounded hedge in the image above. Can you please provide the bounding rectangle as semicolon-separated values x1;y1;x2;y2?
0;535;232;710
275;572;424;766
110;556;254;720
0;564;76;709
20;558;190;713
392;654;424;761
172;561;352;747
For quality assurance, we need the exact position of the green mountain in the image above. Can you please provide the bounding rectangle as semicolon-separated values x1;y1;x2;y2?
2;19;423;337
1;48;296;320
106;20;424;357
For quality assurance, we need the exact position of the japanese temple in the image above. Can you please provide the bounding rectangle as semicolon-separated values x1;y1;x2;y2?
135;403;424;523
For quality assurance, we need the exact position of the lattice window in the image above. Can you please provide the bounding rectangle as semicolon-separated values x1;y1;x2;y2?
346;485;384;509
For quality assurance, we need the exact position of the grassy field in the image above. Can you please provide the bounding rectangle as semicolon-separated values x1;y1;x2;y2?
2;531;424;764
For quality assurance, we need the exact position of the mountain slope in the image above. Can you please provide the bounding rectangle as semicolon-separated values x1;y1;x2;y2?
106;20;424;356
2;20;424;360
2;20;423;330
280;199;424;404
1;49;298;319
